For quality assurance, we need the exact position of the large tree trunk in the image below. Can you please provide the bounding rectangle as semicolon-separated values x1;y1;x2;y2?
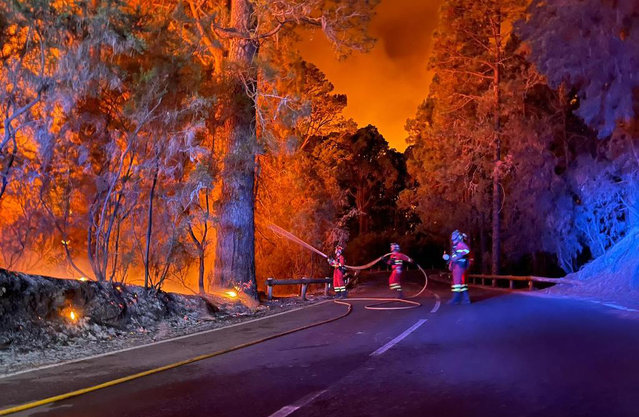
479;211;489;274
198;250;205;294
491;104;501;275
213;0;258;298
491;8;503;275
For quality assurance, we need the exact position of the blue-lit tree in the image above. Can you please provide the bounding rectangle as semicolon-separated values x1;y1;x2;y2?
519;0;639;138
519;0;639;277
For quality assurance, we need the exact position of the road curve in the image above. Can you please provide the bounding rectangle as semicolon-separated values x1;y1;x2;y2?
2;278;638;417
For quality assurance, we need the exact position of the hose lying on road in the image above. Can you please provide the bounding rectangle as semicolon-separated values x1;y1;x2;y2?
344;262;429;311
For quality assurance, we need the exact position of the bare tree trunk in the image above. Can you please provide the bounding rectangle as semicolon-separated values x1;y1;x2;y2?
144;161;159;289
188;190;209;295
479;212;487;274
357;188;368;235
188;224;206;294
491;8;503;275
491;103;501;274
213;0;258;298
0;134;17;202
198;253;205;294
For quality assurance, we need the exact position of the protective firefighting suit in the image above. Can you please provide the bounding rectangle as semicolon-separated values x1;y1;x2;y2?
387;243;411;299
329;246;347;298
448;231;471;304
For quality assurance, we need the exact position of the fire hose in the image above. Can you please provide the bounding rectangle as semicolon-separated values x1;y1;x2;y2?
268;224;431;310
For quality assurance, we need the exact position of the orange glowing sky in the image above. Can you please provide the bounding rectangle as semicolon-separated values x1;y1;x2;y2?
300;0;443;151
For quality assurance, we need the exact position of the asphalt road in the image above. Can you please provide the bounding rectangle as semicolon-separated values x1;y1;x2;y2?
2;276;639;417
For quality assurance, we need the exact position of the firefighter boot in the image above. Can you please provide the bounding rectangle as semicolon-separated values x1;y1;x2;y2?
448;291;461;305
396;290;404;299
341;290;348;299
461;290;471;304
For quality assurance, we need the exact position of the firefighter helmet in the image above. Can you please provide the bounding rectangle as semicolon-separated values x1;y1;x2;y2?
335;245;344;255
390;242;400;252
451;230;466;243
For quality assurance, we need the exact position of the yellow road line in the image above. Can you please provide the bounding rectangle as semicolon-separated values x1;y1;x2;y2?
1;300;332;380
0;302;352;416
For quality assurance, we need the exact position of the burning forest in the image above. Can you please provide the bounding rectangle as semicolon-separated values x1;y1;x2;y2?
1;0;639;375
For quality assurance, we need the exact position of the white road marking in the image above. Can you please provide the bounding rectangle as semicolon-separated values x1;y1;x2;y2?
430;292;441;313
600;303;639;312
0;300;332;379
516;291;639;313
370;319;428;357
267;389;327;417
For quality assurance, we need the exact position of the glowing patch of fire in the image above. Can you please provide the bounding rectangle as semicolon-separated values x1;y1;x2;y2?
226;290;238;298
66;309;79;322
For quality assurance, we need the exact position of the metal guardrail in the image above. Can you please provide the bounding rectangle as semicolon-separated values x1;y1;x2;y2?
430;272;579;290
266;272;580;300
265;277;332;300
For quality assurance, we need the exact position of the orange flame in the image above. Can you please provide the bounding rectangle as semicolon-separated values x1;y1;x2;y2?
63;307;80;323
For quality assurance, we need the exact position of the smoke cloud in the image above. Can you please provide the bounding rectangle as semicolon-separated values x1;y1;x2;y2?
300;0;442;151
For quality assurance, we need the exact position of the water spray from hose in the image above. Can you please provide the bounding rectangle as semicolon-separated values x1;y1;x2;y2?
268;224;430;307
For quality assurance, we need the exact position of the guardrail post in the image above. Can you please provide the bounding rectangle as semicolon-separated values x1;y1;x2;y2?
301;281;308;300
267;278;273;300
509;279;514;289
492;278;497;287
324;278;330;296
528;280;533;291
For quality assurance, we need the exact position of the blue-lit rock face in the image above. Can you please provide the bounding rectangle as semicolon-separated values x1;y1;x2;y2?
558;227;639;303
545;156;638;274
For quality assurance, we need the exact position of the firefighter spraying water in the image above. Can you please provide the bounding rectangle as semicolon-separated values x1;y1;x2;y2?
267;224;430;309
328;245;347;298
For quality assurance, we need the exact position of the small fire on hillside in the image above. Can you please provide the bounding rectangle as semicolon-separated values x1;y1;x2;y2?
61;306;81;323
203;285;259;311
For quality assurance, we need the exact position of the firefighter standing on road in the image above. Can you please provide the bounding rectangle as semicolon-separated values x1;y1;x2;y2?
386;243;413;299
444;230;471;304
328;245;347;298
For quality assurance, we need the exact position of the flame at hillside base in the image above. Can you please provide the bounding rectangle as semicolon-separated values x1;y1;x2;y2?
205;286;260;311
61;306;80;323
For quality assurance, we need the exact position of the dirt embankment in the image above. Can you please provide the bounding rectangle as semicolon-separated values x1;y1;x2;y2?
0;269;320;375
